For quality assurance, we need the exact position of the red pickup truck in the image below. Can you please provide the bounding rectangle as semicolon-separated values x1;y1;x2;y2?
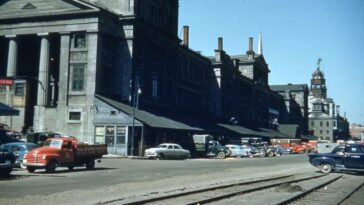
23;137;107;173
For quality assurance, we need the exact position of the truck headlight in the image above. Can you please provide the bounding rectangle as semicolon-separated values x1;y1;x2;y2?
42;155;47;160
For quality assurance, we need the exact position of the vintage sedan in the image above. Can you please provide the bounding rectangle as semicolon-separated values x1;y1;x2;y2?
144;143;190;160
3;142;39;168
225;144;252;158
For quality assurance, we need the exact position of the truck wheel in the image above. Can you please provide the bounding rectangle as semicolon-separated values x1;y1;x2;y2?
86;160;95;170
46;160;57;173
217;151;226;159
268;151;274;157
320;163;332;174
26;167;36;173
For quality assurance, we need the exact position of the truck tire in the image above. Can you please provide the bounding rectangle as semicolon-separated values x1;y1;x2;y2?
86;160;95;170
68;166;74;171
46;160;57;173
217;151;226;159
26;166;36;173
320;163;332;174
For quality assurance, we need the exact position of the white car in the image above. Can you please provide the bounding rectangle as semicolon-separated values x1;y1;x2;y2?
144;143;190;160
225;144;252;157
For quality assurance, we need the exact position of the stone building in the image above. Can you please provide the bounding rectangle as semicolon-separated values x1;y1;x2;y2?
307;59;349;142
0;0;295;156
270;83;309;134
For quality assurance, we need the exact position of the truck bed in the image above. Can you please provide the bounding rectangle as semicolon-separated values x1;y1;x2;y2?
75;144;107;157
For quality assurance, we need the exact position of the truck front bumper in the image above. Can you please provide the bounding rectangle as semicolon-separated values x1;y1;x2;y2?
22;160;46;168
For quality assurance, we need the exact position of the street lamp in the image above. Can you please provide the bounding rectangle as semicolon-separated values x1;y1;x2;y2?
131;86;142;156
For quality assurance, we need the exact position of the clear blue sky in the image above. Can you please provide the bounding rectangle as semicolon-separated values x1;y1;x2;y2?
179;0;364;125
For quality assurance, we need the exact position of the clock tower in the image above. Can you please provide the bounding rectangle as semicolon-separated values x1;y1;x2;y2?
310;58;327;99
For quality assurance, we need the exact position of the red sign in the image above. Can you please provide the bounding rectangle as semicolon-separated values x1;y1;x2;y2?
0;79;14;86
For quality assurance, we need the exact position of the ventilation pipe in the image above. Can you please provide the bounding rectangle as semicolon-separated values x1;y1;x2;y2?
218;37;223;50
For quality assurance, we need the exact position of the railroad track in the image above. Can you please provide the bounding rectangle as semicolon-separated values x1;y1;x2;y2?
98;172;364;205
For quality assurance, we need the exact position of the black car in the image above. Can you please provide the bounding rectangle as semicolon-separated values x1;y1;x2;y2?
0;147;17;176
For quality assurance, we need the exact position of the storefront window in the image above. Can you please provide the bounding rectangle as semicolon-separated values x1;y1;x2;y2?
95;126;105;144
105;126;115;146
116;126;126;144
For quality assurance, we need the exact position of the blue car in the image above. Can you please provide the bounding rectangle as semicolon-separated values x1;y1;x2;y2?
3;142;39;168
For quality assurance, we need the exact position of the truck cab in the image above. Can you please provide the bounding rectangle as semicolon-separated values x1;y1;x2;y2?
309;143;364;173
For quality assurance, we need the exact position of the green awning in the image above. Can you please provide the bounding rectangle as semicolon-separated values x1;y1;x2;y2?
0;103;19;116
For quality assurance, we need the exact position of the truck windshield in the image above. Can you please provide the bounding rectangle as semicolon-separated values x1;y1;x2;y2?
44;139;63;149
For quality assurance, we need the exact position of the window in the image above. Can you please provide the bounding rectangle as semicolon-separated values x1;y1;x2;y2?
69;111;81;121
0;85;5;94
71;63;85;91
152;77;158;97
14;83;24;96
326;130;329;134
320;121;323;127
116;126;126;144
105;126;115;146
326;121;329;127
73;33;86;48
95;126;105;144
311;121;314;126
320;130;323;134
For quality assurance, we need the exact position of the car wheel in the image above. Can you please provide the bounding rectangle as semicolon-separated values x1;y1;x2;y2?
268;151;274;157
20;163;27;169
320;163;333;174
26;166;36;173
157;153;164;160
46;160;57;173
184;154;190;160
217;151;226;159
0;168;12;176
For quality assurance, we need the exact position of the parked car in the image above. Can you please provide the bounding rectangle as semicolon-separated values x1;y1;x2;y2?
225;144;252;158
0;130;21;145
274;145;292;155
26;132;62;146
0;148;17;176
241;145;265;158
144;143;190;160
3;142;39;168
309;143;364;174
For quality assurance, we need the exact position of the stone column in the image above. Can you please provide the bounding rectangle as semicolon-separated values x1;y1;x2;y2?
34;33;50;132
37;33;50;106
6;35;17;77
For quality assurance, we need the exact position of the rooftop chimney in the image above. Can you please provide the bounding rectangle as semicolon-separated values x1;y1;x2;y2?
247;37;255;59
183;25;189;47
218;37;223;51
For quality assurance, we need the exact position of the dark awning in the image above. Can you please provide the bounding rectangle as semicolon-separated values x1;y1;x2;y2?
258;128;295;139
95;95;203;131
217;123;262;136
0;103;19;116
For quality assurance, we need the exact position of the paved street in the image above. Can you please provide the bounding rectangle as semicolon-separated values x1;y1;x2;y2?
0;154;362;205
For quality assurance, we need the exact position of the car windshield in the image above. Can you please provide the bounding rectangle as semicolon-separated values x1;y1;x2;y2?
44;139;63;149
158;144;168;148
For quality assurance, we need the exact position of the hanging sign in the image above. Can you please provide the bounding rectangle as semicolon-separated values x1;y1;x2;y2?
0;79;14;86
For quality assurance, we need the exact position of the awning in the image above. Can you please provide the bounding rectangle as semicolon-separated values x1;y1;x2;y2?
96;95;203;131
258;128;295;139
0;103;19;116
278;124;300;138
301;135;318;141
217;123;262;136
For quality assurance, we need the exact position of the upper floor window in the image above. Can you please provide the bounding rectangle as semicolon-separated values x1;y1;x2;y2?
14;83;25;96
71;63;86;92
152;77;158;98
72;33;86;49
320;121;323;127
326;121;329;127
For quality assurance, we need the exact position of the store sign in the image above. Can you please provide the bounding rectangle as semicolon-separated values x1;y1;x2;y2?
0;79;14;86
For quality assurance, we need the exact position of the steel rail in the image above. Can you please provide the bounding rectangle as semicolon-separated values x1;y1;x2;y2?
185;174;327;205
275;174;343;205
100;174;295;205
105;174;325;205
